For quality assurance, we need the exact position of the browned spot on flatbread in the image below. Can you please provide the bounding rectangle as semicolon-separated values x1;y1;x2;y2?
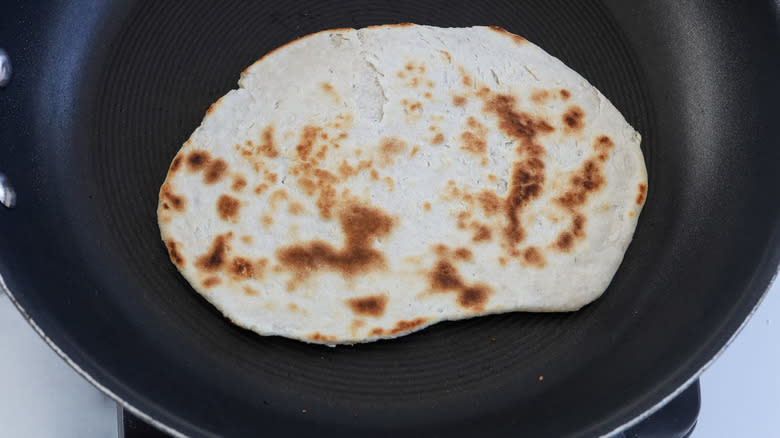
572;214;586;238
276;203;395;281
350;319;365;334
459;66;473;87
424;91;433;99
379;137;407;166
231;175;247;192
410;145;420;157
480;92;553;252
264;170;278;184
423;201;431;211
338;159;373;179
169;155;183;173
217;194;241;221
440;50;452;63
473;224;492;242
429;260;492;311
253;258;268;280
555;232;574;252
289;202;305;215
432;133;445;145
557;159;604;209
241;235;253;244
254;183;269;195
321;82;338;99
308;333;336;342
503;158;545;246
554;136;614;252
454;247;473;261
458;286;491;309
261;215;273;228
477;190;502;217
452;95;467;107
433;243;448;257
204;159;228;184
317;186;337;219
314;168;337;184
195;234;231;273
383;176;395;191
488;26;528;45
347;294;388;317
560;89;571;100
637;183;647;205
482;93;554;154
203;276;221;288
595;135;614;161
430;260;464;290
166;240;185;266
460;117;488;155
563;105;585;133
229;257;254;279
455;210;469;229
296;125;321;161
269;189;288;209
388;318;428;335
243;286;259;296
523;246;546;268
160;183;187;212
369;327;384;336
531;89;550;104
315;145;329;161
259;125;279;158
338;160;354;179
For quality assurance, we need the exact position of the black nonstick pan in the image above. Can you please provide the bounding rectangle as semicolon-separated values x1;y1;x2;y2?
1;0;778;436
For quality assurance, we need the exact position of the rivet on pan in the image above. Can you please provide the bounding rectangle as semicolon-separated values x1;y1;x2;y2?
0;49;12;87
0;174;16;208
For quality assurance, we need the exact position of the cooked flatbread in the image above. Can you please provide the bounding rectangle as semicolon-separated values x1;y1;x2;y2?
158;24;647;344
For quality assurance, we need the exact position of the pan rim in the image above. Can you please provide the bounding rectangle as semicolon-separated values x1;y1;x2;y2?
600;268;779;437
0;274;187;438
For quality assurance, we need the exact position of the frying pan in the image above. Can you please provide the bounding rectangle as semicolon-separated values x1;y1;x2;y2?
1;0;778;436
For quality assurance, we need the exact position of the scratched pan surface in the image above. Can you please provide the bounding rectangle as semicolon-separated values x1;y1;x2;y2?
1;0;779;437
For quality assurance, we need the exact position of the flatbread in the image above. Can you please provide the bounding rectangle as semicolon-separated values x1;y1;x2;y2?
158;24;647;345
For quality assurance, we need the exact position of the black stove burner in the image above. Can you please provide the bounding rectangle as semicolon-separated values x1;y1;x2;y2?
119;380;700;437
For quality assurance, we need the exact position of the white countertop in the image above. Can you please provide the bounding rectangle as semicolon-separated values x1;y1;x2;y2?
1;278;777;438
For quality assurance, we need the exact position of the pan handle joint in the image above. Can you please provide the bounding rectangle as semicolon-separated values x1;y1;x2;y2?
0;49;11;87
0;174;16;208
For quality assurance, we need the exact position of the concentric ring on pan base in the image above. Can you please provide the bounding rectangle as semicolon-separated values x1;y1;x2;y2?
84;0;652;407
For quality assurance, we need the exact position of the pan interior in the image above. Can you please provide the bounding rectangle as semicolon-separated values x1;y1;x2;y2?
2;0;778;437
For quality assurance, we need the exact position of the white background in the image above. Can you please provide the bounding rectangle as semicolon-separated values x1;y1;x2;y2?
1;277;777;438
